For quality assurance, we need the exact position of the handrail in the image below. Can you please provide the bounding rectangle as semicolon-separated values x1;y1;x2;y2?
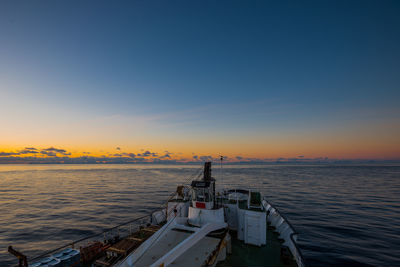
263;197;306;267
11;167;202;266
222;189;306;266
28;212;155;262
26;188;184;264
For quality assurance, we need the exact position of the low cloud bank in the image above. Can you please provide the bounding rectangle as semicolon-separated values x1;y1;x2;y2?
0;147;398;164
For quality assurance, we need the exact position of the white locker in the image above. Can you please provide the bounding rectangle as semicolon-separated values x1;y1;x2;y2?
244;210;266;246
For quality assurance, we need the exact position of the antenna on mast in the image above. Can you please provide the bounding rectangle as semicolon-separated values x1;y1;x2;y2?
220;155;224;192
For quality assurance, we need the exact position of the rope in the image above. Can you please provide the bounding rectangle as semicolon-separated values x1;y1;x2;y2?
183;164;203;185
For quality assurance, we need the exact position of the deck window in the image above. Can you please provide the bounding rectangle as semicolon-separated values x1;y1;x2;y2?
193;187;211;202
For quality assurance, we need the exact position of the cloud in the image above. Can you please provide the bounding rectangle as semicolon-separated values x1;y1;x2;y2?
0;152;19;156
192;155;216;162
121;153;136;158
40;151;57;157
42;147;71;156
19;148;38;154
40;147;71;156
117;150;173;161
0;149;398;165
43;147;67;153
159;152;171;159
116;147;121;150
137;150;158;157
1;146;70;157
199;155;213;161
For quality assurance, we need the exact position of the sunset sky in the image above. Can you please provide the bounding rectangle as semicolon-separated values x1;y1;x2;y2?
1;1;399;162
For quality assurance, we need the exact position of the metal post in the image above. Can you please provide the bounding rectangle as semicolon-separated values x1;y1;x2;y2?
8;246;28;267
220;156;224;193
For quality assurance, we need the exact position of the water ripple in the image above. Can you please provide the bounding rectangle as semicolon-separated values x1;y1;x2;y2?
0;164;399;266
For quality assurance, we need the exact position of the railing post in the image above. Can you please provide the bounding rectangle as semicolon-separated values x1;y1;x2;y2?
8;246;28;267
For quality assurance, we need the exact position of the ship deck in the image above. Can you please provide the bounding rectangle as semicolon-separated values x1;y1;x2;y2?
217;225;297;267
133;229;221;267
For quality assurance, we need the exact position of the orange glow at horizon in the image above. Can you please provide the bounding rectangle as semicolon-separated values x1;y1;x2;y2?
1;139;399;161
1;113;399;161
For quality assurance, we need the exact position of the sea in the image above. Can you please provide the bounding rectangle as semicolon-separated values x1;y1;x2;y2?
0;164;399;266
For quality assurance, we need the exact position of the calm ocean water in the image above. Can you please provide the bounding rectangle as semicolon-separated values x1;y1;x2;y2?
0;164;399;266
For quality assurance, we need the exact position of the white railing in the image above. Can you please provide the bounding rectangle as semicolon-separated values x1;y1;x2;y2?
262;198;306;267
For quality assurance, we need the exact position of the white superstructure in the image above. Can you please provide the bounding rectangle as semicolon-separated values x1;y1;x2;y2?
116;162;269;267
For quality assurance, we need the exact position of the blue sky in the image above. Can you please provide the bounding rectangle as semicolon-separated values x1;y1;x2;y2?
0;1;399;161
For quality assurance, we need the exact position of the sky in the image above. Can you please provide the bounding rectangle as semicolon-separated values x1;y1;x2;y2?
0;0;399;163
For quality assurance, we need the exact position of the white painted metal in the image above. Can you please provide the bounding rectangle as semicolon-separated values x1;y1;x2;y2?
116;217;227;267
118;185;305;267
188;207;224;227
150;222;227;267
227;191;247;202
237;208;245;240
152;201;189;224
134;231;220;267
224;203;238;230
167;201;189;220
262;200;305;267
151;209;166;224
115;218;177;267
192;186;214;210
244;210;266;246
